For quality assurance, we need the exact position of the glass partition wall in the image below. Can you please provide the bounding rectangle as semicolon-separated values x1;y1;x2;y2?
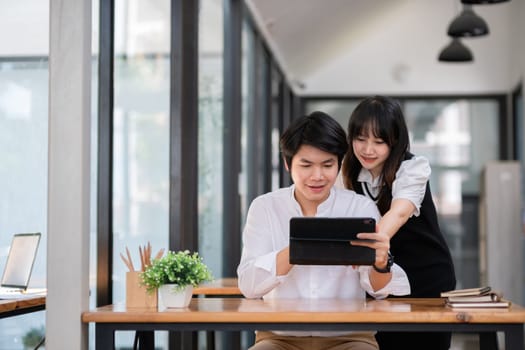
111;0;171;347
0;58;48;350
105;0;226;348
198;0;224;288
0;1;49;347
93;0;286;348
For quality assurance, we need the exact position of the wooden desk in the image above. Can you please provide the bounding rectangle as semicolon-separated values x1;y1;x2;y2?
193;277;241;296
82;298;525;350
132;278;242;350
193;278;242;350
0;296;46;319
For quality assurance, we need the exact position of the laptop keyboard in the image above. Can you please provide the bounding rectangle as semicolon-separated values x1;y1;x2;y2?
0;287;24;294
0;287;46;299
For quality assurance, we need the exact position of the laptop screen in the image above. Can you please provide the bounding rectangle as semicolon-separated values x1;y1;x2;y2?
1;233;41;289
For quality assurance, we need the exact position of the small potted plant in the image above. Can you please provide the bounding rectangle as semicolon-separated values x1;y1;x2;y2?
140;250;213;308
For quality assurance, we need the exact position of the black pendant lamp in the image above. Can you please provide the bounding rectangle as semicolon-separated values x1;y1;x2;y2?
438;38;473;62
461;0;510;4
448;5;489;37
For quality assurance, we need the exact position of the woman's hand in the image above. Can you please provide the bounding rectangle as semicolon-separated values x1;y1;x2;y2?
350;225;390;269
350;225;393;291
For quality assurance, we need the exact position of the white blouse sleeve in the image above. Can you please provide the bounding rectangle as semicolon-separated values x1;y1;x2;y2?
391;155;430;217
358;264;411;299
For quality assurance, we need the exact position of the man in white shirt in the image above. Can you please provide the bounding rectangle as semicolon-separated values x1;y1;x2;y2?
237;111;410;350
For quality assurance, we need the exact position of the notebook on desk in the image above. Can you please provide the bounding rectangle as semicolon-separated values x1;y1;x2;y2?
0;233;45;299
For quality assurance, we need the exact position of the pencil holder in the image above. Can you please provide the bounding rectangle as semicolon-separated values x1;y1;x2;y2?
126;271;157;308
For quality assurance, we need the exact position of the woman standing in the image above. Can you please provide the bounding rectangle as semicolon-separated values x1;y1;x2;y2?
342;95;456;350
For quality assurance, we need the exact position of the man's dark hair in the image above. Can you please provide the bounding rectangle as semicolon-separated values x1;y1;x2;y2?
280;111;348;170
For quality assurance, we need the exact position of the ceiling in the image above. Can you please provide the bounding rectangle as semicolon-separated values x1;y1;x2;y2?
245;0;517;96
246;0;403;83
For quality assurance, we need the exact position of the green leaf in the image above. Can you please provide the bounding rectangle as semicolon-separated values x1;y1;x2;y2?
140;250;213;293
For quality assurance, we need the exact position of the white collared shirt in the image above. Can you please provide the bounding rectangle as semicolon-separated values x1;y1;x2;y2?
357;155;430;217
237;185;410;337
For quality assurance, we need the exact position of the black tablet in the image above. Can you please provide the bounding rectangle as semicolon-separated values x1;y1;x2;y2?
289;217;376;265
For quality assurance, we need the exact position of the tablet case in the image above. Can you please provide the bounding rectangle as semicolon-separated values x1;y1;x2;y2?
289;217;375;265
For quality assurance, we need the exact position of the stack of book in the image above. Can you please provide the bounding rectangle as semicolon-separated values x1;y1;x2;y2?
441;286;511;309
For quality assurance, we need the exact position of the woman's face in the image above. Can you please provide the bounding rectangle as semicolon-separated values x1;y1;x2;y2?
287;144;339;215
352;129;391;179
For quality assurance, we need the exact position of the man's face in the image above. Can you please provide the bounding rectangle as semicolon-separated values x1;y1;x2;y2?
288;144;339;215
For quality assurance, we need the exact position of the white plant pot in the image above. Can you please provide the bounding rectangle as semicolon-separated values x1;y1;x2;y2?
158;284;193;309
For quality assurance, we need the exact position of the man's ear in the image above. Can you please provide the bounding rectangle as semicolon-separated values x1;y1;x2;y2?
283;157;290;172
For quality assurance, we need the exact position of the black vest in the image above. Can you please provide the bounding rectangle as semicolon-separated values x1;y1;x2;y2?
356;154;456;297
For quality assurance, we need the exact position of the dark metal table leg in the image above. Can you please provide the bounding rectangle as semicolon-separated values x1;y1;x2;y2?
96;324;114;350
136;331;154;350
479;332;498;350
504;324;524;350
206;331;215;350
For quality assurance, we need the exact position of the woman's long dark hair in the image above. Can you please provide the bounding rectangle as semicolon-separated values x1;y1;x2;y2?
342;96;410;214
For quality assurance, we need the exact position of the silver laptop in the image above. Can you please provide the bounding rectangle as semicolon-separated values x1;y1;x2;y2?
0;233;43;298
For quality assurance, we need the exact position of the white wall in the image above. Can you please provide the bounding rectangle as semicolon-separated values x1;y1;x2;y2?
0;0;49;56
509;0;524;90
47;0;91;348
